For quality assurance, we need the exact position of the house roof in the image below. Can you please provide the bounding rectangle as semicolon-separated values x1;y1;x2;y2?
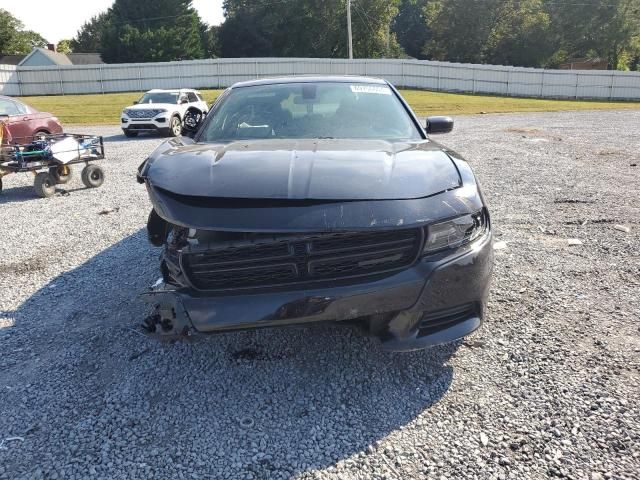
19;47;73;66
0;48;104;66
67;53;104;65
0;55;24;65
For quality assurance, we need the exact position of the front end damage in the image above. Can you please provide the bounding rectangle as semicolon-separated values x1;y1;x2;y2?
138;155;493;351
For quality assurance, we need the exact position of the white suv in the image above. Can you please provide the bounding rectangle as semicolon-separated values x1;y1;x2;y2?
121;89;208;138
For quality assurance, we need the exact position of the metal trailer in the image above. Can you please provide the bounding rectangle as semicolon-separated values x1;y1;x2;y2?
0;133;106;198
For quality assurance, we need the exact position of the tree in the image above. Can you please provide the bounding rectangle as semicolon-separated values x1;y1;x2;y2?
201;24;220;58
100;0;205;62
392;0;430;59
422;0;636;68
423;0;499;63
351;0;404;58
71;12;109;52
484;0;553;67
545;0;640;69
56;39;73;54
7;30;47;53
219;0;402;58
0;8;48;54
71;0;208;62
218;12;273;57
0;9;22;53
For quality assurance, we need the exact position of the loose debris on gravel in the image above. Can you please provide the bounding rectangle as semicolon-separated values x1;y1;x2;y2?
0;111;638;479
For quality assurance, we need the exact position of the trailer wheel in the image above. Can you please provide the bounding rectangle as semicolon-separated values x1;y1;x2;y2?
81;164;104;188
34;172;56;198
50;165;72;184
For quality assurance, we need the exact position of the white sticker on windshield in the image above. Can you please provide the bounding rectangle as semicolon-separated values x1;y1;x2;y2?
350;85;392;95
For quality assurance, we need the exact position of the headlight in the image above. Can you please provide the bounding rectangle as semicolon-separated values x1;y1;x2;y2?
423;210;488;254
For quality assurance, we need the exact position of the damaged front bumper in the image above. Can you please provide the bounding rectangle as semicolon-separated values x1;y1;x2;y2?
142;231;493;352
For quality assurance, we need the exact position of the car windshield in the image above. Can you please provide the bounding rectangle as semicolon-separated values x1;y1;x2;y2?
138;92;179;104
200;82;422;142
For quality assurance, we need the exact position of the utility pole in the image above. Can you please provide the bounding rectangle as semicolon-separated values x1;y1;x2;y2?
347;0;353;59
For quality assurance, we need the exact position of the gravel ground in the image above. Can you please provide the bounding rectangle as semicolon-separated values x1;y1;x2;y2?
0;110;639;480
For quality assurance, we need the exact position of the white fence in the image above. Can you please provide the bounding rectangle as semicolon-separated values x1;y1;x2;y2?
1;58;640;100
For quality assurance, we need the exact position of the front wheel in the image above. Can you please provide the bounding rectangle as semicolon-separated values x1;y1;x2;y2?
166;115;182;137
81;165;105;188
34;172;56;198
123;129;138;138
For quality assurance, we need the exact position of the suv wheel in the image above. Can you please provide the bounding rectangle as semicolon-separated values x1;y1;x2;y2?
167;115;182;137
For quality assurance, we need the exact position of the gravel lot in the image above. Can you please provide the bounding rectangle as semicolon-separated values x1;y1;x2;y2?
1;110;639;480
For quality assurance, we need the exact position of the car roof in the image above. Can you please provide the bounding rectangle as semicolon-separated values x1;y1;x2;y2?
230;76;388;89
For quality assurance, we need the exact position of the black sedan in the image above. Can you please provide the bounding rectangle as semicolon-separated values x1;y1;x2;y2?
137;76;493;351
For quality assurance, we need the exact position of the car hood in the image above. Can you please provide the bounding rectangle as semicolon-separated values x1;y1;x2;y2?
144;138;461;201
125;103;177;111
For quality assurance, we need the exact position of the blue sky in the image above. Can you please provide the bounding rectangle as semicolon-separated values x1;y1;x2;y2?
0;0;225;44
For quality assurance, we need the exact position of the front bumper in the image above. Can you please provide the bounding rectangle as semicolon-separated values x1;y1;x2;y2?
143;231;493;352
122;115;169;132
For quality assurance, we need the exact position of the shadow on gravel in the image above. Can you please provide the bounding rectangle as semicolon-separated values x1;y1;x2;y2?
1;229;456;479
0;184;95;204
102;133;166;142
0;184;39;203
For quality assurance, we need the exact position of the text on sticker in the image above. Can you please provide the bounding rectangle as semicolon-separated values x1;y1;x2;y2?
350;85;392;95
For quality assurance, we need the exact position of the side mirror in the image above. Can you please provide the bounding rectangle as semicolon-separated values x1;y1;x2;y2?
133;100;139;105
180;98;189;105
426;116;454;134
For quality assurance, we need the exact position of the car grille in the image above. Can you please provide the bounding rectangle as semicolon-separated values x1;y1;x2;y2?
127;109;160;119
181;229;423;291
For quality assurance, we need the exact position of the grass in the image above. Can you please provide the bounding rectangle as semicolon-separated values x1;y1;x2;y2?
18;89;640;126
399;90;640;117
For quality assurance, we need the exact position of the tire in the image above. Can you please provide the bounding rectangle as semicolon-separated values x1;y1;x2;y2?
34;130;49;142
166;115;182;137
81;164;105;188
0;177;3;195
49;165;72;184
123;129;138;138
34;172;56;198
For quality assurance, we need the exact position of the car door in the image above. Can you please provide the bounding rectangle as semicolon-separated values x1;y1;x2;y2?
0;98;29;143
13;99;48;138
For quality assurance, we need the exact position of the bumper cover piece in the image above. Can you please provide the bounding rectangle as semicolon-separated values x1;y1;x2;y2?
142;231;492;351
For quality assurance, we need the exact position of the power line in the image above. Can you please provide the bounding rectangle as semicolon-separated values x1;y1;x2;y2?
353;3;377;38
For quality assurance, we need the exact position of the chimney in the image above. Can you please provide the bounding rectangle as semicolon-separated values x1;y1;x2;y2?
47;44;56;52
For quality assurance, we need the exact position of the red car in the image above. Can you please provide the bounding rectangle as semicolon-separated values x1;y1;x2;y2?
0;95;63;143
